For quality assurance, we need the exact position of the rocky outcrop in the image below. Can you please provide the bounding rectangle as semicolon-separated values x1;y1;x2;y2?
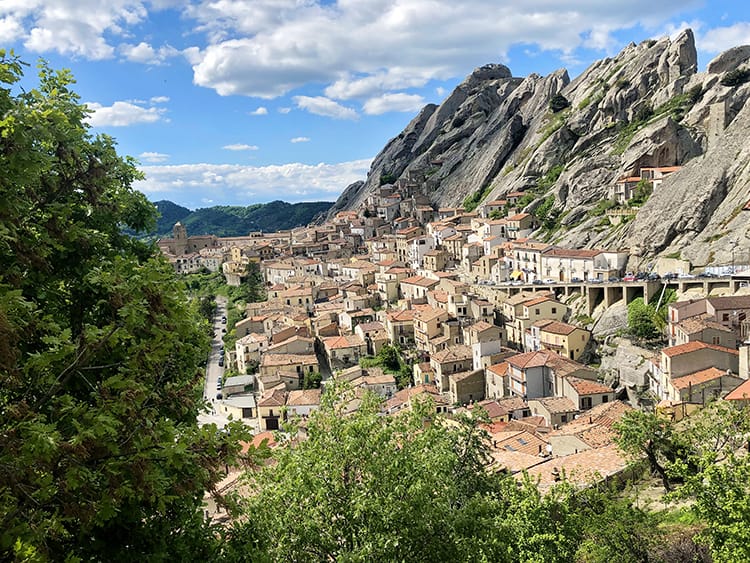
331;29;750;270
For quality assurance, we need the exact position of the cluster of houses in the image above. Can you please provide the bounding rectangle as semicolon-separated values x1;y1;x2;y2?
161;166;750;490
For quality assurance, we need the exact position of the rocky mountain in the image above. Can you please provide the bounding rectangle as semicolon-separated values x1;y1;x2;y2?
134;200;334;238
330;30;750;271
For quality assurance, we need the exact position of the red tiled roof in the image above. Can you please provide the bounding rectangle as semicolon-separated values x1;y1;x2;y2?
725;378;750;401
670;367;727;390
566;376;613;395
662;341;739;357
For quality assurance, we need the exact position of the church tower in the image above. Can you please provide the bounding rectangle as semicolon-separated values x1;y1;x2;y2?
173;222;188;255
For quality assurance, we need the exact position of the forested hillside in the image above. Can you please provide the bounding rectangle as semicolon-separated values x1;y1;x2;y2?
147;200;333;237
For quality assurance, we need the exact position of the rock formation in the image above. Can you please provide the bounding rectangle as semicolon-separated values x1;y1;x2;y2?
331;29;750;270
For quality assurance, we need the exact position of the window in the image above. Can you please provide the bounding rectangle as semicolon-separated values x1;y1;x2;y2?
602;395;609;403
581;397;592;409
712;336;720;345
535;308;540;315
552;307;557;314
561;415;568;423
723;313;730;322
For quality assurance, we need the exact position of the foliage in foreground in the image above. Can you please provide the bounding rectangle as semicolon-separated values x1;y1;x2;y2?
225;387;697;562
615;401;750;562
0;53;250;561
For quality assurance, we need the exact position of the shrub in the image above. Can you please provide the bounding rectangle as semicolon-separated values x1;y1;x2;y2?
549;93;570;113
721;67;750;88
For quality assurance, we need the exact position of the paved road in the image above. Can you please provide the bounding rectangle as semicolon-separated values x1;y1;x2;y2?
198;296;230;428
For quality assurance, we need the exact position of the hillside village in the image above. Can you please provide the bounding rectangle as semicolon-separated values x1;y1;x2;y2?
159;169;750;489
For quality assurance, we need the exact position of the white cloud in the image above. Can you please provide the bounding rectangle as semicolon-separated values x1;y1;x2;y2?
699;22;750;53
278;107;291;114
293;96;358;120
139;151;169;163
435;87;446;97
12;0;149;60
86;100;167;127
290;137;310;143
363;93;425;115
134;158;372;205
249;106;268;115
0;15;24;43
120;41;179;64
187;0;697;101
150;96;170;104
222;143;259;151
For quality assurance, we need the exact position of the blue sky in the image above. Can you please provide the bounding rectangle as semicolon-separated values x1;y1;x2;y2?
3;0;750;209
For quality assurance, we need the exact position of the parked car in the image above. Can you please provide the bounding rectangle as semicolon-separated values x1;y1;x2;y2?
648;273;661;281
635;272;649;280
532;279;544;285
608;277;621;283
542;278;556;284
589;278;603;284
623;273;636;282
218;359;224;367
571;277;582;283
216;392;222;400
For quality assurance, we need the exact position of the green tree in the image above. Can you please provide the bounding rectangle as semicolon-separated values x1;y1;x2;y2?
627;297;660;340
0;54;248;560
230;387;501;561
302;370;322;389
614;410;685;491
666;402;750;562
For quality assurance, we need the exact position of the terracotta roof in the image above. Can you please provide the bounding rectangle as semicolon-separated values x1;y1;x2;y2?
384;384;446;412
522;295;555;307
260;353;319;367
542;248;601;258
507;213;531;221
286;388;322;406
677;315;733;335
468;320;496;333
725;378;750;401
450;369;483;383
521;444;627;491
258;388;288;407
706;295;750;310
415;306;449;323
566;376;613;396
487;362;509;377
432;344;472;363
491;430;549;456
470;399;511;419
670;367;727;390
506;351;552;369
531;396;578;414
323;334;365;350
662;341;739;357
401;275;440;287
494;396;529;412
387;309;417;322
552;400;631;442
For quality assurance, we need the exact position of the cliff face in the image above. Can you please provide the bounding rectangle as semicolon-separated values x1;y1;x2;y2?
331;29;750;269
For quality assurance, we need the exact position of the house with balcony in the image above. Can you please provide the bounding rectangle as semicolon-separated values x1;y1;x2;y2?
648;341;740;400
384;308;419;346
399;275;439;304
505;213;536;240
502;293;567;349
527;319;591;361
431;345;474;392
414;305;451;352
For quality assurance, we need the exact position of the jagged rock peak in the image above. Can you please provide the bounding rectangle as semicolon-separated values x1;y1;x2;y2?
462;63;512;87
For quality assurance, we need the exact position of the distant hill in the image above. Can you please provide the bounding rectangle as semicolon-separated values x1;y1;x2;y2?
146;200;333;237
